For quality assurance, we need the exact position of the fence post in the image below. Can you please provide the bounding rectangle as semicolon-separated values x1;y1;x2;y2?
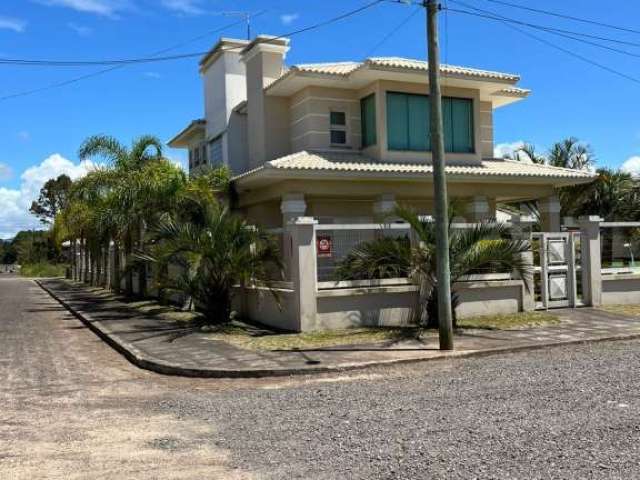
289;216;318;332
511;216;535;312
579;216;603;307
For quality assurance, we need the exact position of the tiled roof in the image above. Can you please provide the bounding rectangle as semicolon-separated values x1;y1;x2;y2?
235;151;595;182
287;57;520;82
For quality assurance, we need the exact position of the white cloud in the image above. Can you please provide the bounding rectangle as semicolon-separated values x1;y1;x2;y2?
0;154;96;238
0;163;12;181
36;0;131;17
621;156;640;177
161;0;203;15
0;16;27;32
280;13;299;25
67;22;93;35
494;140;524;159
144;71;161;79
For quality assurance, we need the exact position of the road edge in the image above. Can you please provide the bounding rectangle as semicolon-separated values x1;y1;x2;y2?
36;279;640;379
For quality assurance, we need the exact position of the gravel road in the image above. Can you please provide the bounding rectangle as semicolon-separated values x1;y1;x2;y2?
2;276;640;479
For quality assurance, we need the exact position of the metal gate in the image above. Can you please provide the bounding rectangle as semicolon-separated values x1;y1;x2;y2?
532;232;583;309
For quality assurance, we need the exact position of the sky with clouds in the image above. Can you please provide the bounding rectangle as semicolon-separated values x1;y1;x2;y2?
1;0;640;237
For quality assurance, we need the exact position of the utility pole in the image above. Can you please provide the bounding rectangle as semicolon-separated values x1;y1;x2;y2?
425;0;454;350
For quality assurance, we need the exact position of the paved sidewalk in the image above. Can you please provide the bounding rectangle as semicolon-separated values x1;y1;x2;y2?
39;278;640;377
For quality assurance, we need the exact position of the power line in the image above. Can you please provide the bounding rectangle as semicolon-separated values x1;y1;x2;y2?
474;0;640;36
0;16;257;101
0;1;386;67
446;6;640;60
446;0;640;85
0;0;386;101
364;5;421;57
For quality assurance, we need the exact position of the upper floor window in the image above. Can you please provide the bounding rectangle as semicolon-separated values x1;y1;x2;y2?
193;146;201;166
209;137;223;167
360;94;377;148
329;111;347;146
386;92;474;153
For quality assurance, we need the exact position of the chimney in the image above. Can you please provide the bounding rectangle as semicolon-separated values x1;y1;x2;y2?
241;35;290;168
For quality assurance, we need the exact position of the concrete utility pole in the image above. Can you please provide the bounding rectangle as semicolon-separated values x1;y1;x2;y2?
425;0;454;350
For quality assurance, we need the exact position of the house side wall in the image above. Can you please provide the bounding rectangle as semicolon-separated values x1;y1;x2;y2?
479;100;494;158
289;86;361;152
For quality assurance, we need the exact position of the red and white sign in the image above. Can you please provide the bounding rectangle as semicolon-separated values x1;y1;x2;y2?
317;235;333;258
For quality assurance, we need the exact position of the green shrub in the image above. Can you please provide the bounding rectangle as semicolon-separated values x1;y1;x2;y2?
19;263;68;278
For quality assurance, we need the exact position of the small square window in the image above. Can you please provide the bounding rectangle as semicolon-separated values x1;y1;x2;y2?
330;111;346;126
330;130;347;145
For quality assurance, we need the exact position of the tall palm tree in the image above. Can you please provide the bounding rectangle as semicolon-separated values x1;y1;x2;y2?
78;134;166;296
336;206;532;328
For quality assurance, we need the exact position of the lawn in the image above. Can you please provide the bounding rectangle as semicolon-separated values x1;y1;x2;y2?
21;263;68;278
599;304;640;318
457;311;560;330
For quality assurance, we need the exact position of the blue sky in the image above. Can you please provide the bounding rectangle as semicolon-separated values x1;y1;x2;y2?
1;0;639;236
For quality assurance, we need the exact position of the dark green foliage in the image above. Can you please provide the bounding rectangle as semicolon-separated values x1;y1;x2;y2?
335;236;411;281
336;206;532;329
29;174;72;224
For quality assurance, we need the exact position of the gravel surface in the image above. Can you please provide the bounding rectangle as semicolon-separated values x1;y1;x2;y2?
156;341;640;480
3;276;640;479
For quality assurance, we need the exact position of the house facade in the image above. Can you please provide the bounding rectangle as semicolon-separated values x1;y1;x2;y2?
169;34;593;232
167;35;601;331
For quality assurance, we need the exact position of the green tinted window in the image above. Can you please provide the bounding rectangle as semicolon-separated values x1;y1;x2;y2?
360;94;377;147
386;92;474;153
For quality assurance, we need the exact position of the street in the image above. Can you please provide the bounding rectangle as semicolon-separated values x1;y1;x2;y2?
1;275;639;479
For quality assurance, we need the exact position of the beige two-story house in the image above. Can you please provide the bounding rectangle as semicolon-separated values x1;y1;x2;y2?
169;35;594;231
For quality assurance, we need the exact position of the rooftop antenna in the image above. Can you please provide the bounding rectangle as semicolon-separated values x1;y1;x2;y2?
222;11;253;40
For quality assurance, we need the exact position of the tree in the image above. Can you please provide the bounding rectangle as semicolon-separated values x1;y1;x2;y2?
548;137;595;170
140;195;282;325
77;134;169;295
564;168;637;220
514;143;545;164
29;174;73;224
336;206;532;329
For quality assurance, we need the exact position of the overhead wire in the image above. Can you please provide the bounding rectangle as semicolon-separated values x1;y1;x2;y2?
0;0;387;101
446;0;640;86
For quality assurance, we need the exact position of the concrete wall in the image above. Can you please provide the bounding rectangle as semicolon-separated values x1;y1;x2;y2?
237;279;530;332
602;275;640;305
455;280;526;318
235;286;298;331
315;286;418;330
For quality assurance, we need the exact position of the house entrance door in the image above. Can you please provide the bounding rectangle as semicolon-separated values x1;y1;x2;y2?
532;232;583;309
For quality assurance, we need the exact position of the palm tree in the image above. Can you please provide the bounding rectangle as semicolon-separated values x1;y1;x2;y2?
548;137;594;171
336;207;532;329
566;168;636;220
140;194;283;325
78;134;167;296
515;143;546;164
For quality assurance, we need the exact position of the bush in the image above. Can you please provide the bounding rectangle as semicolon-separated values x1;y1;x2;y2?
19;263;68;278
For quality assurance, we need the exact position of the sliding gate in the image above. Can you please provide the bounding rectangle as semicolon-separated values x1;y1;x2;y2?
532;232;583;309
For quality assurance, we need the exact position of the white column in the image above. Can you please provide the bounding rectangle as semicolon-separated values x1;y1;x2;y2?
281;193;307;224
580;216;603;307
467;195;491;222
539;194;561;232
281;193;307;280
511;215;535;311
289;217;318;332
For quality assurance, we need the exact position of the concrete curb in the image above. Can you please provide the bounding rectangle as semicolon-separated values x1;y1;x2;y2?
36;280;640;379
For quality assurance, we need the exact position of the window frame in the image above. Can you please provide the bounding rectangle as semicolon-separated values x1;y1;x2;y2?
329;110;348;147
385;91;475;154
360;94;377;148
